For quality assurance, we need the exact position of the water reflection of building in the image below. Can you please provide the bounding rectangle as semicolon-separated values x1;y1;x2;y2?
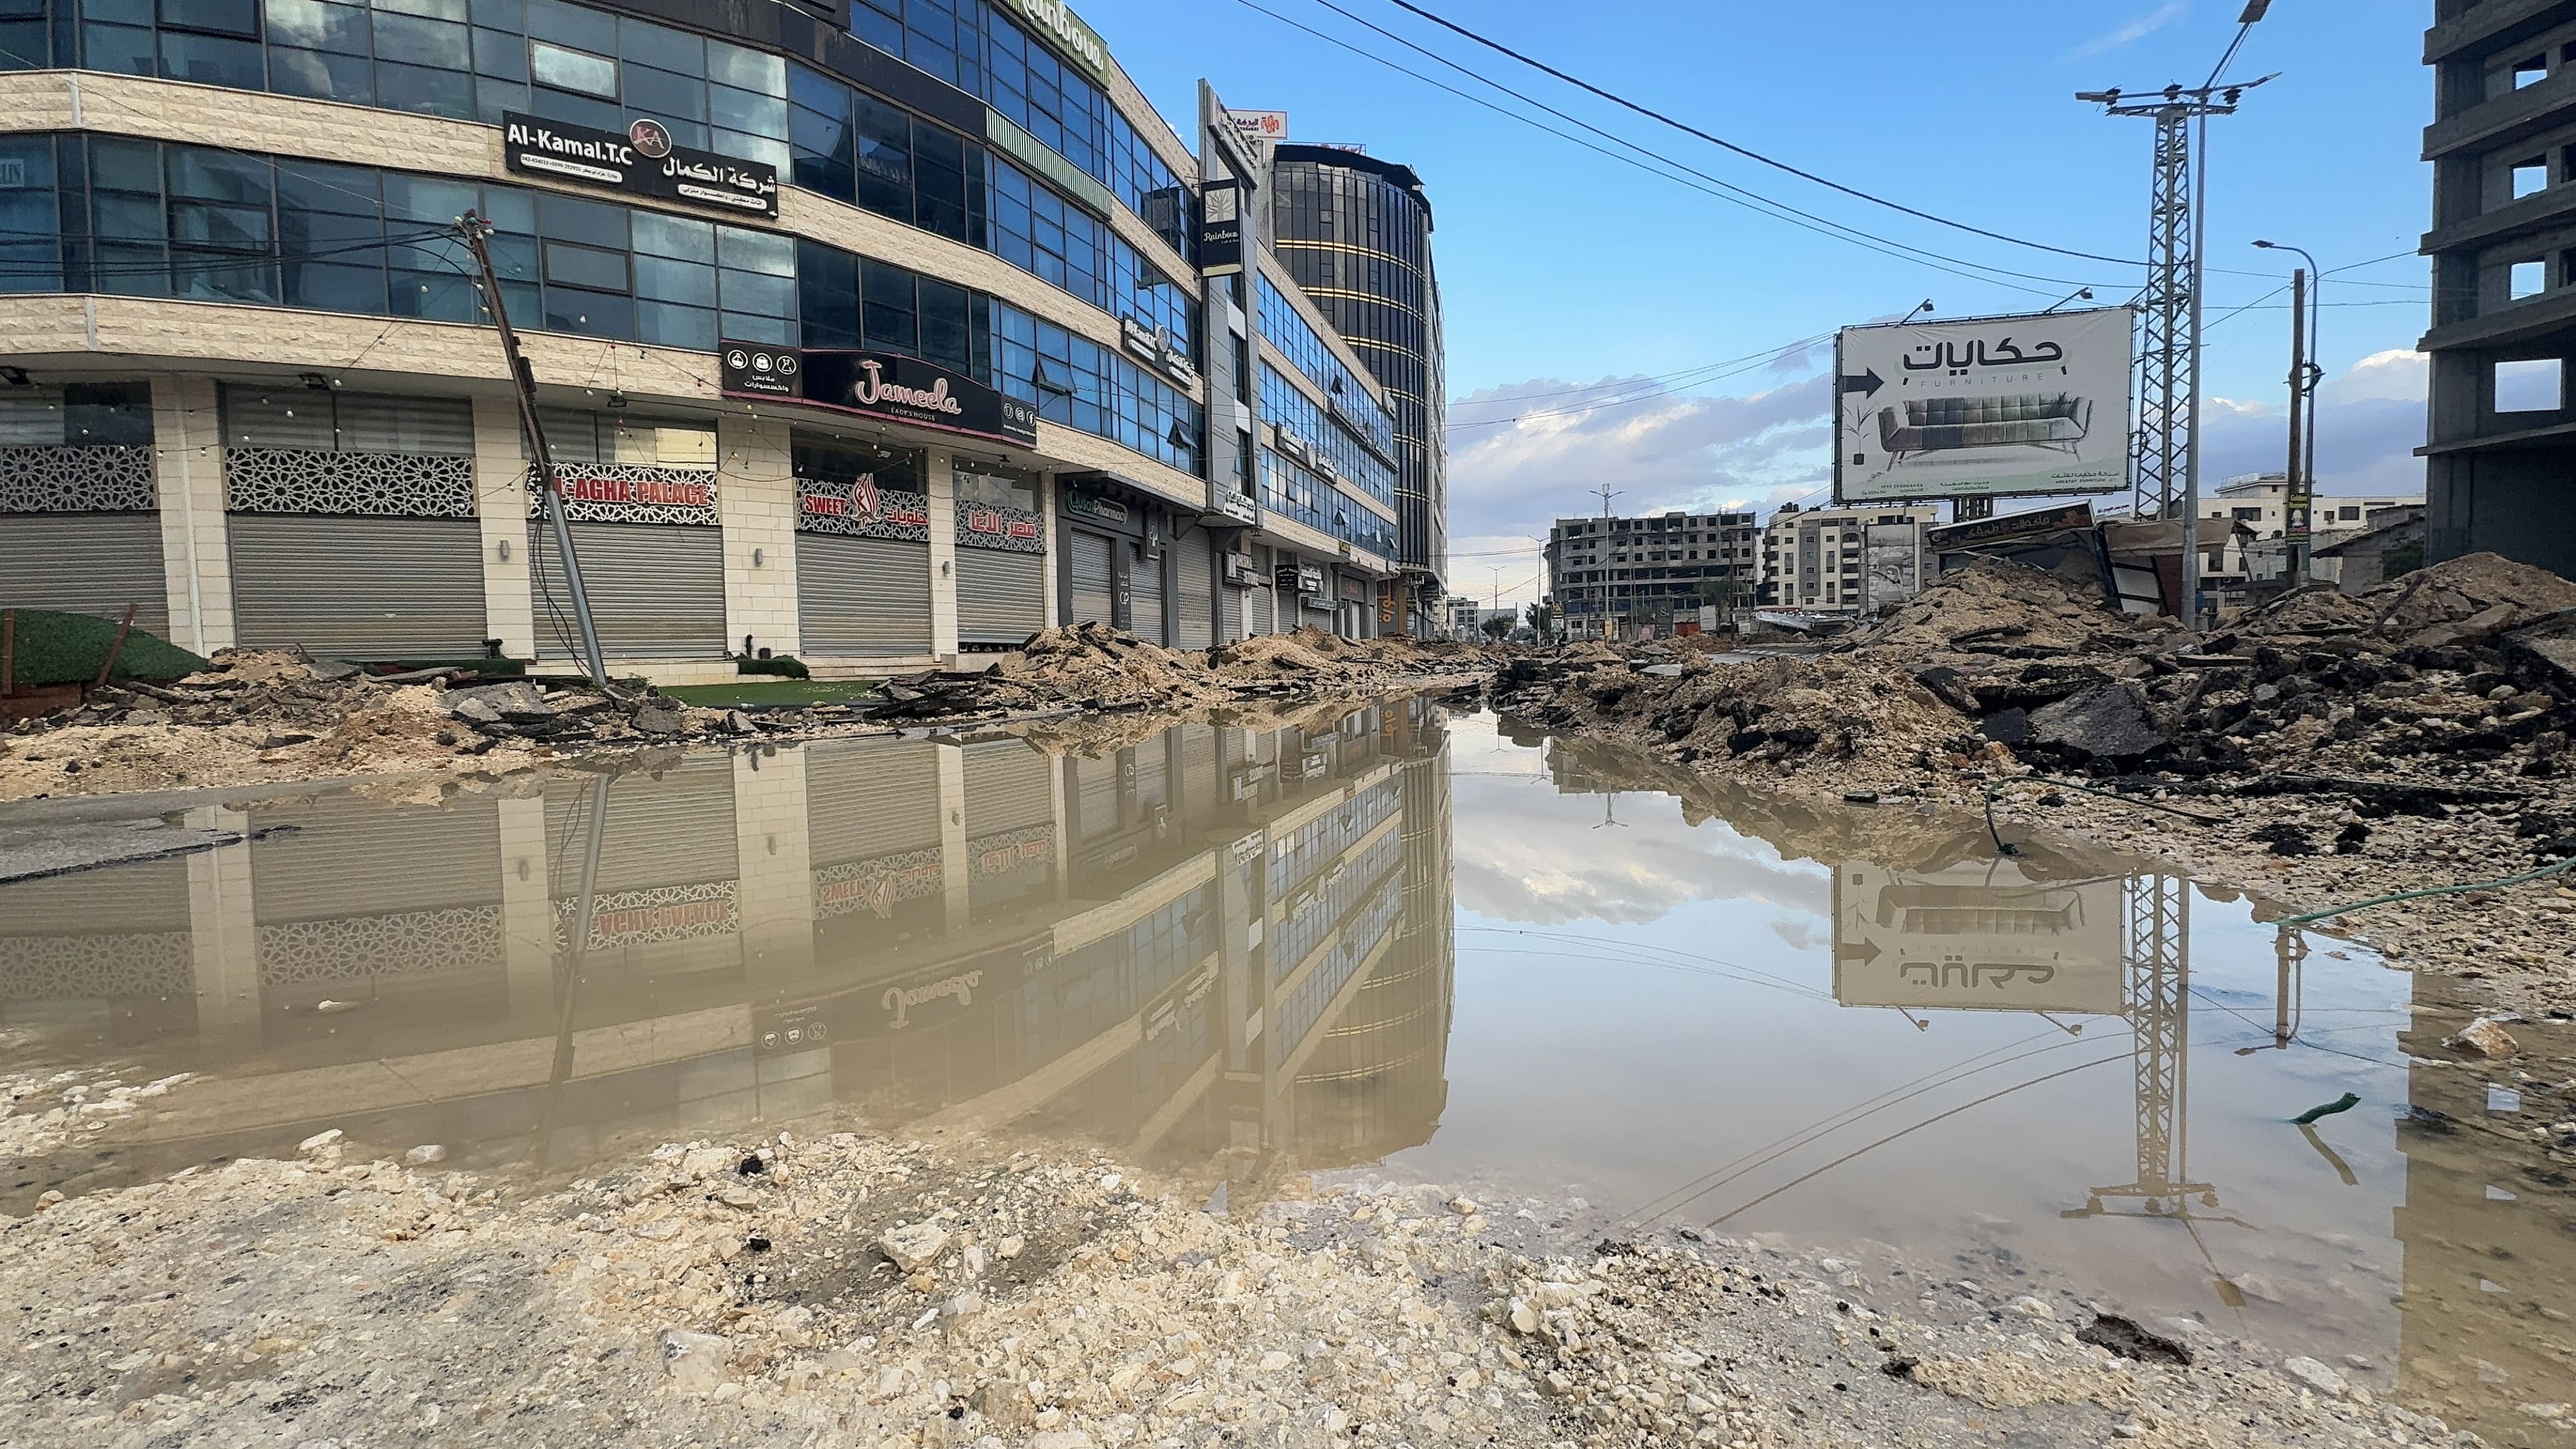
0;700;1456;1201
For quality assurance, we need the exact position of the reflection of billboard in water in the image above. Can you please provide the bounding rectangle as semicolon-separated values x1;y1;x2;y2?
1832;860;2123;1014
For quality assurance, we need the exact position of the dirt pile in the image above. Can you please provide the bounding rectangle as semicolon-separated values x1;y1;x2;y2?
0;1130;2461;1449
865;623;1490;722
1862;556;2180;660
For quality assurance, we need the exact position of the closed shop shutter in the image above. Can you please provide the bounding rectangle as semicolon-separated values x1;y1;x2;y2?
0;514;168;636
1067;529;1114;626
533;521;727;660
806;736;943;865
1173;532;1214;651
1130;547;1166;645
231;515;486;659
1073;753;1120;841
1251;585;1275;636
1178;724;1218;825
964;739;1054;835
1220;585;1244;642
798;533;931;657
955;549;1044;648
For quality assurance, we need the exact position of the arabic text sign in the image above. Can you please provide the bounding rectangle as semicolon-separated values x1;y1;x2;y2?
1831;861;2125;1014
1833;306;2133;504
502;113;778;218
1226;109;1289;144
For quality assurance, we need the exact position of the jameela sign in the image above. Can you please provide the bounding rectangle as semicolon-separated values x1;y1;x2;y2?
723;343;1040;447
502;113;779;218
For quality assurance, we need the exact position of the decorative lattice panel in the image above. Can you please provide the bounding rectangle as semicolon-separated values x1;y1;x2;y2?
536;464;721;527
955;500;1045;554
0;445;156;513
0;932;193;999
814;847;945;919
796;477;930;542
225;448;476;519
256;906;504;984
555;880;737;949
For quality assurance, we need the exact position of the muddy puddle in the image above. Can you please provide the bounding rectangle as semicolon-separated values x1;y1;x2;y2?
3;701;2571;1442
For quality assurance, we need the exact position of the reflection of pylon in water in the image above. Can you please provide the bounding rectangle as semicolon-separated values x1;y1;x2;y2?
2063;876;2252;1308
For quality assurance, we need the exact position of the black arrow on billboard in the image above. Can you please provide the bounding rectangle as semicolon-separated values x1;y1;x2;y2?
1837;368;1884;398
1835;938;1882;965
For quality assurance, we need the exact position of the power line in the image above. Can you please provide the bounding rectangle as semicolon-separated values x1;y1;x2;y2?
1448;331;1832;432
1373;0;2145;268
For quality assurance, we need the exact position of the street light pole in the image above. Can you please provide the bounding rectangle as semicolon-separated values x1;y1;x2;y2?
2255;239;2324;583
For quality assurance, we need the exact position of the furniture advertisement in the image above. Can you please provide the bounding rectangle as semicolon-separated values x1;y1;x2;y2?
1833;306;2134;503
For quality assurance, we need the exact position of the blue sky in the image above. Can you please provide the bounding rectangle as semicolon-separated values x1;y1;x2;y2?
1089;0;2434;602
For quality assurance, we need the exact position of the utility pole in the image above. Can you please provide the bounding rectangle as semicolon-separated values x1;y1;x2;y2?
456;211;609;689
2082;69;2272;628
2283;267;2310;584
1594;482;1619;641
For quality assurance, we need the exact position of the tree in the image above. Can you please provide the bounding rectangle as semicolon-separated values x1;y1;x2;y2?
1479;613;1514;642
1522;600;1554;639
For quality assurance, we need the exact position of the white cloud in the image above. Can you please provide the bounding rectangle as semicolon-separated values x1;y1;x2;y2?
1449;772;1830;928
2202;349;2426;495
2065;1;2189;60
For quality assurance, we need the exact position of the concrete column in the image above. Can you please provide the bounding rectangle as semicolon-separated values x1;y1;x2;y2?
937;743;969;932
719;413;800;660
733;746;817;983
1038;471;1060;629
471;394;536;661
184;806;261;1051
926;447;960;663
152;376;232;655
496;792;557;1020
1049;747;1071;903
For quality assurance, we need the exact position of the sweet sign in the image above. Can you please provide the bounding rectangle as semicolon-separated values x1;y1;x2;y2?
724;344;1039;447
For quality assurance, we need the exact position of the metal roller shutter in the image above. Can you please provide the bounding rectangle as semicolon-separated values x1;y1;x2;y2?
532;521;727;660
1251;585;1274;636
1131;731;1169;814
1174;532;1213;651
1073;753;1120;841
0;514;168;636
964;738;1055;835
1066;529;1114;627
798;533;931;657
231;515;486;659
1130;546;1166;645
1178;724;1218;825
806;736;943;865
955;549;1044;648
1221;585;1244;643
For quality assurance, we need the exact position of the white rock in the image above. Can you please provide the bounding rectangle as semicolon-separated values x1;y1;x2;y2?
881;1220;951;1271
1256;1351;1293;1373
297;1129;343;1154
2448;1018;2522;1059
1507;1297;1539;1334
659;1330;734;1393
403;1145;447;1167
680;1146;737;1179
2284;1356;2349;1397
2010;1295;2055;1320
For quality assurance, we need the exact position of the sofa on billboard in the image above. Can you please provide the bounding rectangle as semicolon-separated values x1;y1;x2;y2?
1876;394;2092;466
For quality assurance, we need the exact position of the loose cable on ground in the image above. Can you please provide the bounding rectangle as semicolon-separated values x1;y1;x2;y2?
2275;856;2576;928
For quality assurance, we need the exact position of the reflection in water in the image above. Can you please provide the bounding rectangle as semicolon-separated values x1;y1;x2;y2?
3;708;2570;1443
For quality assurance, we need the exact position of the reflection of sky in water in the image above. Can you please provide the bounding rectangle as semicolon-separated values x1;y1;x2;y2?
1406;716;2418;1369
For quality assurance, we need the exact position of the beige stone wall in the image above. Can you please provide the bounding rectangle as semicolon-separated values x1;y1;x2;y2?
472;394;536;659
731;748;816;981
718;415;800;659
926;447;961;661
151;375;232;653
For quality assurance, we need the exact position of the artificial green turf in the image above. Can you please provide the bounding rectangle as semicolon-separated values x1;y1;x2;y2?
659;679;883;708
2;609;209;686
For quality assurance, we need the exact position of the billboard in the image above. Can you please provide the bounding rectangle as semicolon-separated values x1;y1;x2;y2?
1832;858;2125;1015
1833;306;2133;504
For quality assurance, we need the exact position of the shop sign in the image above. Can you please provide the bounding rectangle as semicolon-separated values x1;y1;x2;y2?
557;881;737;949
1064;489;1128;524
970;824;1055;877
814;847;945;919
798;474;929;541
956;500;1045;555
1010;0;1110;86
502;113;778;218
1211;489;1258;528
1225;109;1289;145
722;344;1038;447
1120;316;1160;358
1275;562;1322;594
1197;180;1244;278
1925;500;2095;551
536;464;720;526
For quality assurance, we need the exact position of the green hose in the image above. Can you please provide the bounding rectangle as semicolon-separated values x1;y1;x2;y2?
2276;855;2576;928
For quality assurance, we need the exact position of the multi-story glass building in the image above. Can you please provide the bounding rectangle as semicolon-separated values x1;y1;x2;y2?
1267;144;1444;634
0;0;1422;678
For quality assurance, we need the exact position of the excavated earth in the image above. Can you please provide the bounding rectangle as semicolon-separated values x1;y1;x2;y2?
0;1116;2509;1449
0;627;1492;803
1492;553;2576;1013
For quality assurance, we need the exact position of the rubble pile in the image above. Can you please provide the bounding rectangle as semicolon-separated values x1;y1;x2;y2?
0;651;761;800
0;1128;2467;1449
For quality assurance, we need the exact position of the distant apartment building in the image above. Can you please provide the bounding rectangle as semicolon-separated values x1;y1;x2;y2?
1756;503;1942;614
1544;510;1760;637
2421;0;2576;576
2198;474;2424;590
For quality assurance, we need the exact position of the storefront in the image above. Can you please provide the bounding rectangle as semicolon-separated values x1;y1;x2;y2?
1059;478;1169;642
226;387;487;661
0;384;164;635
533;412;727;661
1171;526;1214;650
546;753;741;985
807;735;947;947
951;461;1047;650
1276;555;1329;635
1337;569;1373;639
794;437;932;659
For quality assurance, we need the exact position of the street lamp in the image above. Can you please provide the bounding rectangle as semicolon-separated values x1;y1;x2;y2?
2254;239;2322;580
